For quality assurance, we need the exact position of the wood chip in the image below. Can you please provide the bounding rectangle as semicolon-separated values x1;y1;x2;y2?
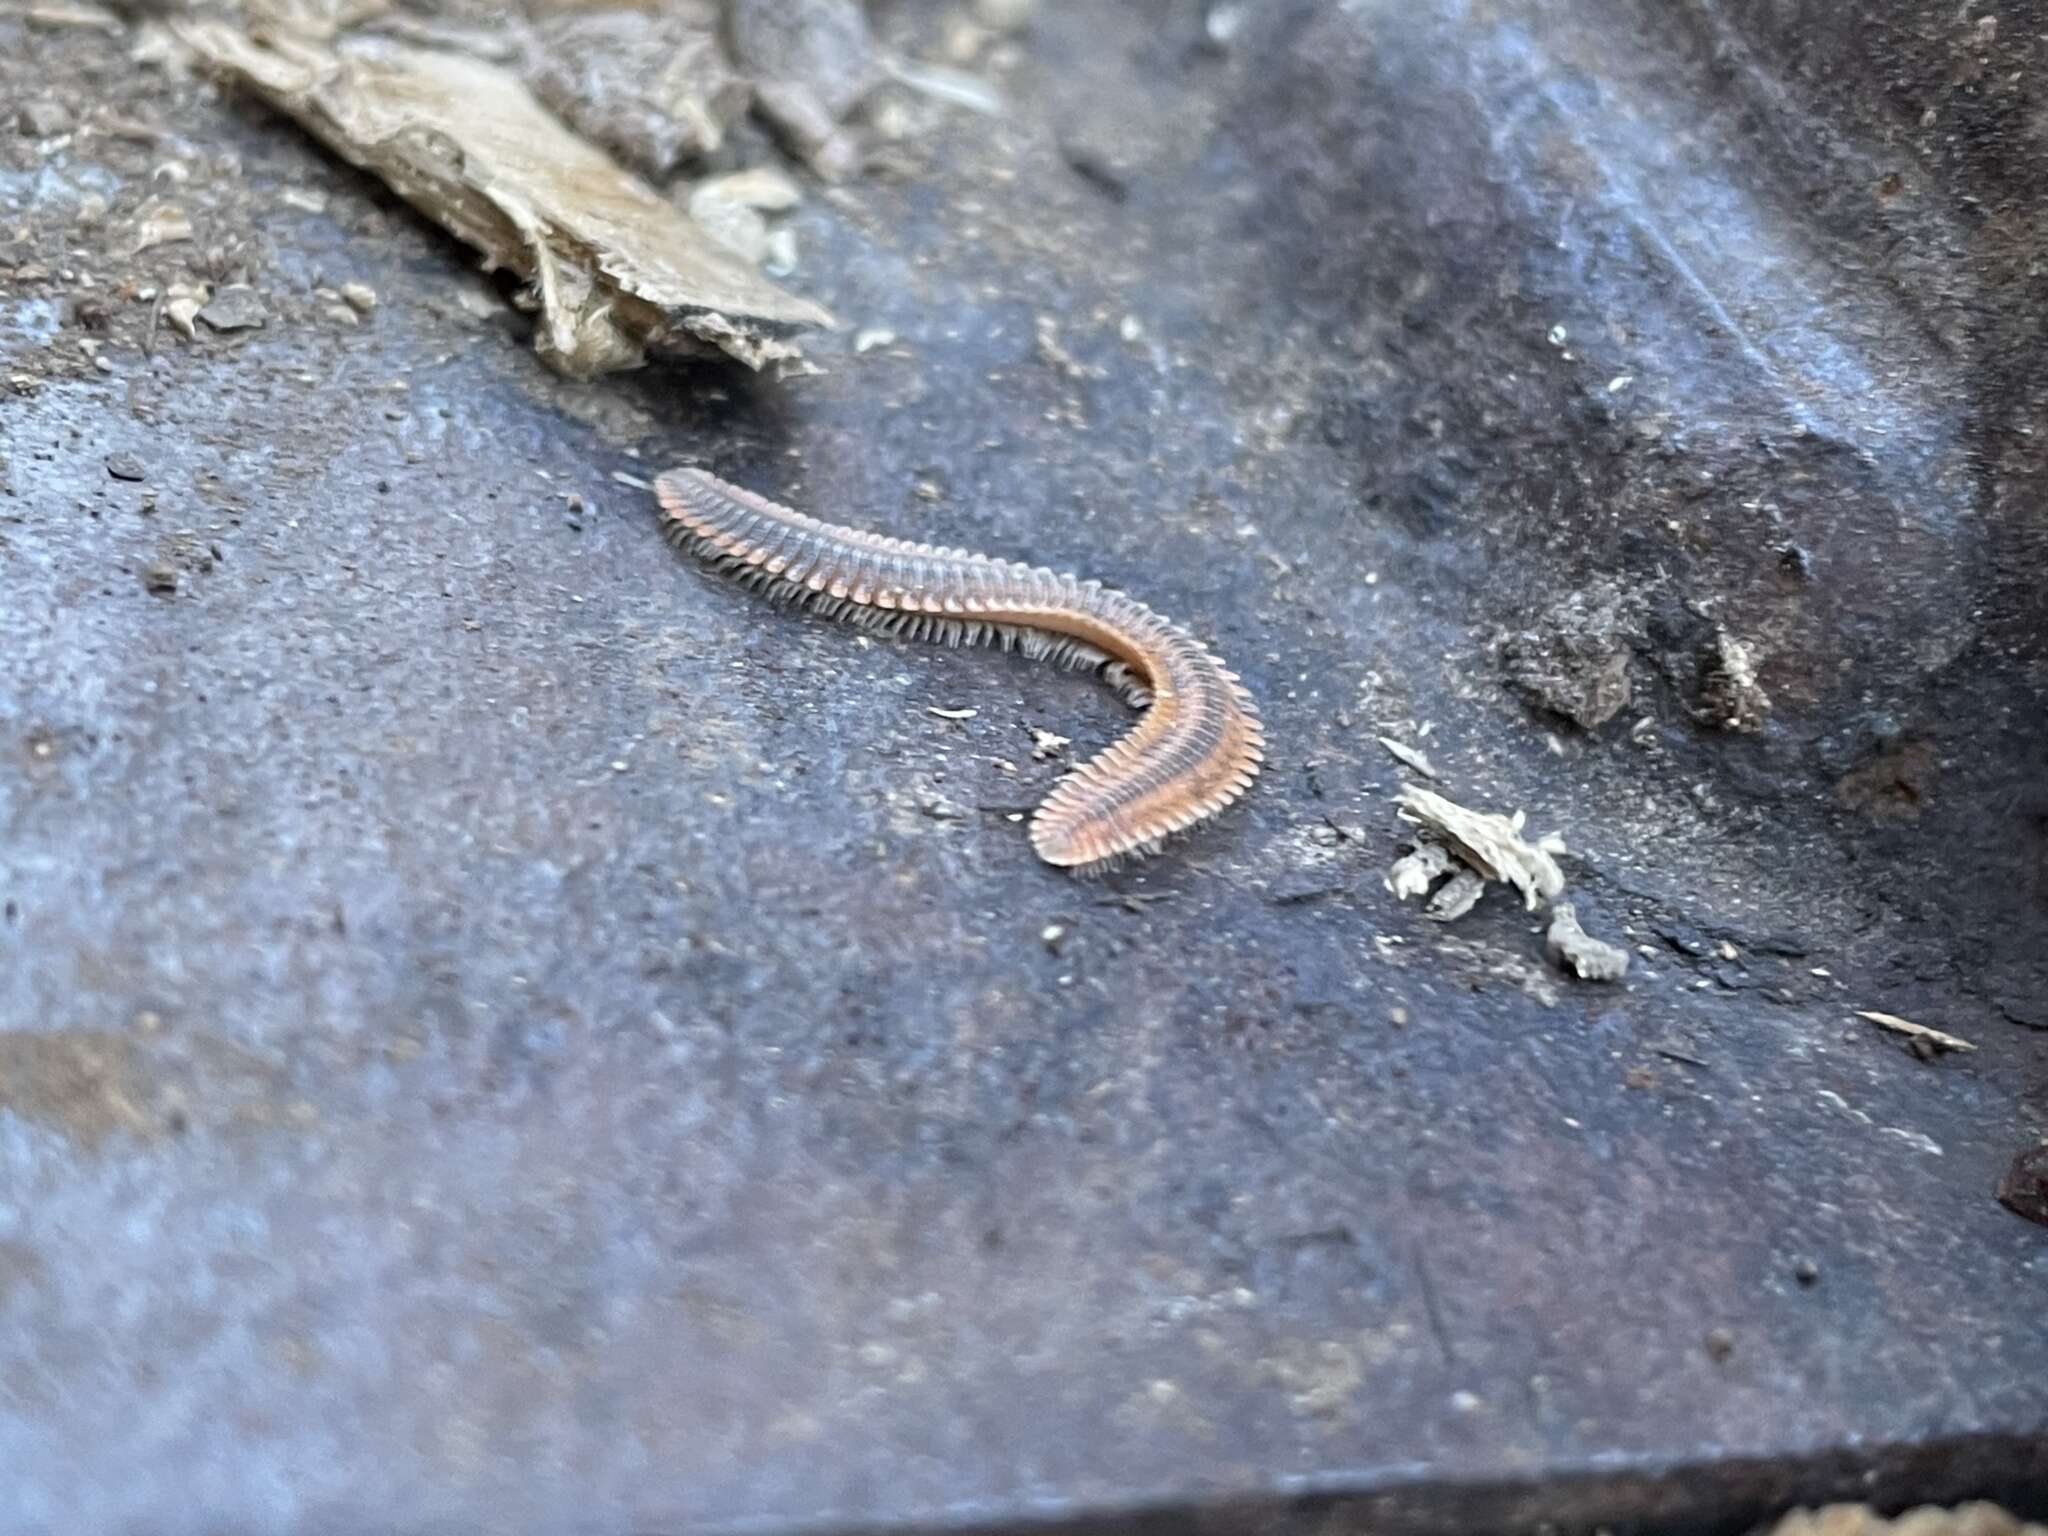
175;23;832;377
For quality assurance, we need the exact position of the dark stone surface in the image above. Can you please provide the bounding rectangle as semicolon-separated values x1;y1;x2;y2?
1;1;2045;1532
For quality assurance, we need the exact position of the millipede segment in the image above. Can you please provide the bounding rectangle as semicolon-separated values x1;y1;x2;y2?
655;467;1264;873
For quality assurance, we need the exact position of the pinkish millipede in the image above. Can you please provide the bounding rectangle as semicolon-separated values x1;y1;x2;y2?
655;468;1265;874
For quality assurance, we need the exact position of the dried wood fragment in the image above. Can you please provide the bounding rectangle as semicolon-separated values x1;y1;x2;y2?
175;23;832;378
1856;1010;1975;1054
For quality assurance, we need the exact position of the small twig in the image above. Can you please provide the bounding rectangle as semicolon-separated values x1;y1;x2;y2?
1414;1248;1457;1366
1651;1042;1711;1069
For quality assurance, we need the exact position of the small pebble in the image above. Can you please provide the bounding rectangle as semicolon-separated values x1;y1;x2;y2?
105;452;145;482
339;281;377;313
1793;1258;1820;1287
141;563;177;594
1703;1327;1734;1362
196;284;267;332
17;100;71;137
1998;1144;2048;1228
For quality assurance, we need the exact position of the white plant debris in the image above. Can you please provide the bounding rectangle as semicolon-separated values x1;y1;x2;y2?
1395;786;1564;911
1027;726;1070;760
1384;786;1631;983
1424;867;1486;923
175;23;833;378
132;200;194;253
879;54;1004;117
1385;839;1453;901
1378;735;1439;780
1856;1010;1976;1055
1697;627;1771;732
687;166;804;268
1545;903;1631;982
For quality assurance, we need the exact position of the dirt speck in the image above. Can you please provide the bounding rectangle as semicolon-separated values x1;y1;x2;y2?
1997;1144;2048;1228
1835;738;1937;821
0;1031;154;1150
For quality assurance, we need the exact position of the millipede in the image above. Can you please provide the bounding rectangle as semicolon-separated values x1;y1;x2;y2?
655;468;1265;874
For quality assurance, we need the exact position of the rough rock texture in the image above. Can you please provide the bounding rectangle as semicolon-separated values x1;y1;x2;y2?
524;4;752;181
1;0;2045;1533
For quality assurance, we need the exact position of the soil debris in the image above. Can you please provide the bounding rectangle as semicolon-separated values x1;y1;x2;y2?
1835;737;1937;822
1500;584;1633;730
1998;1146;2048;1228
524;3;750;182
197;283;266;331
973;0;1037;33
1696;628;1770;732
727;0;878;180
16;99;72;136
1034;314;1105;380
174;23;833;377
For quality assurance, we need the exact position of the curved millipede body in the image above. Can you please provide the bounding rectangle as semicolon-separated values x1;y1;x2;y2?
655;467;1265;873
